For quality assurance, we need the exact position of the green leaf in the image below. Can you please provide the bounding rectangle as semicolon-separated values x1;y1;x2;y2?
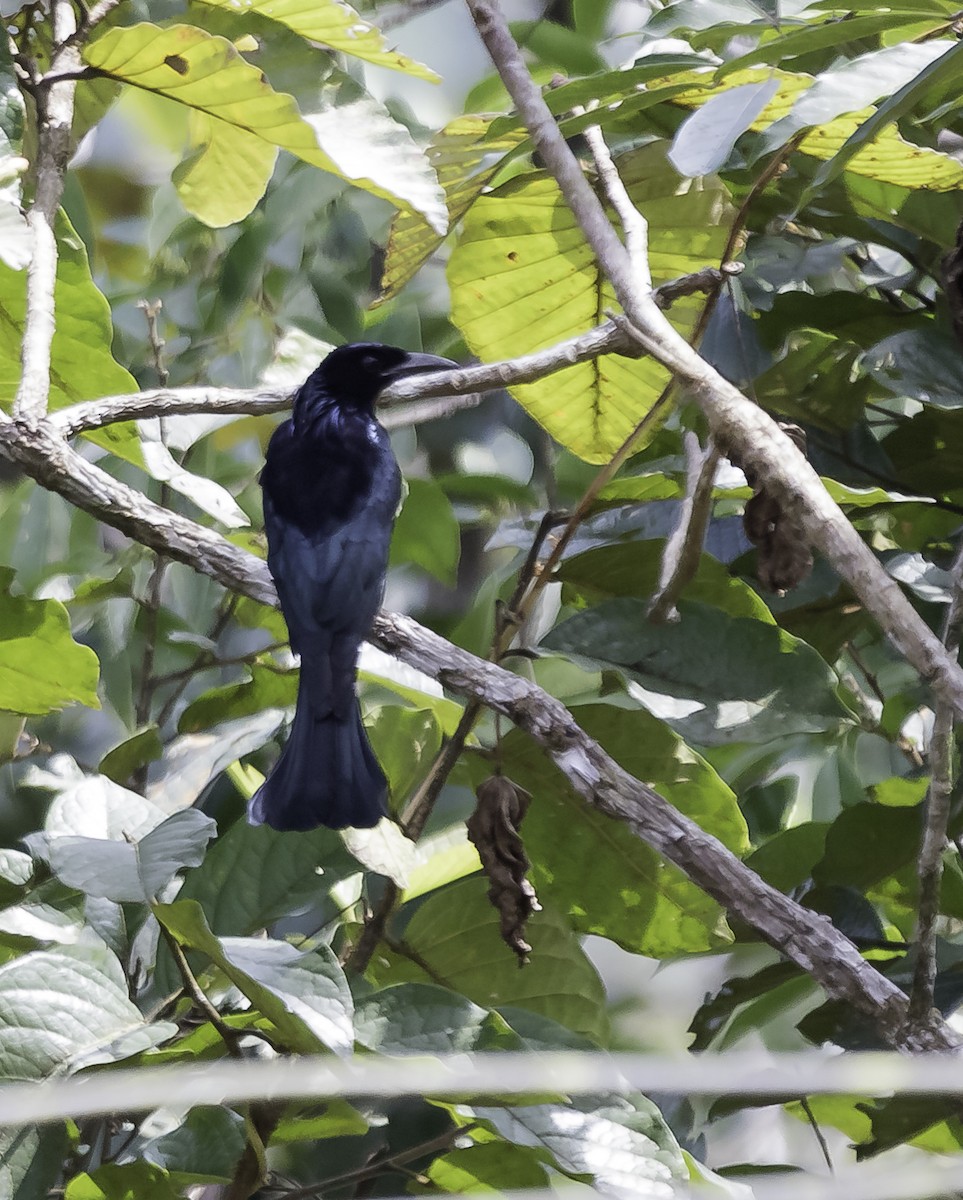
271;1100;369;1143
0;584;100;715
665;63;963;193
140;1107;246;1182
0;198;29;270
195;0;440;80
44;774;166;839
65;1164;180;1200
366;703;443;807
467;1094;686;1198
178;665;296;733
83;25;446;233
367;878;608;1042
355;982;506;1054
448;142;735;462
718;10;940;76
426;1143;550;1193
359;661;465;738
0;210;142;465
379;115;526;302
0;942;172;1081
145;709;285;811
46;810;217;903
862;328;963;410
390;477;460;585
167;818;354;937
155;899;354;1053
173;111;277;227
796;40;963;209
499;704;744;956
0;1124;67;1200
813;802;920;890
341;818;417;887
670;79;780;175
745;823;829;893
558;540;774;622
99;725;163;785
544;599;850;746
401;824;482;903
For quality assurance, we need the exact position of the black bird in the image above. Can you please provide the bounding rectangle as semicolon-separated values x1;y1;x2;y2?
249;343;456;832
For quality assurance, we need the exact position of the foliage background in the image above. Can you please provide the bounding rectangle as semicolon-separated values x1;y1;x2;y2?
3;0;963;1197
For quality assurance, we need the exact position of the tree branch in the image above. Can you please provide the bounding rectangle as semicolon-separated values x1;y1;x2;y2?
464;0;963;723
48;266;738;439
909;540;963;1025
14;2;80;423
0;412;953;1047
647;435;721;623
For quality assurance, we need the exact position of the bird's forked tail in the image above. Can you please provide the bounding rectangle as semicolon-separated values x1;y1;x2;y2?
248;678;387;832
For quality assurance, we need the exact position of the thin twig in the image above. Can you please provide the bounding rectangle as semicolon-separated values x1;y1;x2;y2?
157;924;243;1060
342;881;399;976
798;1096;835;1175
280;1123;473;1200
581;119;651;290
154;594;241;728
908;539;963;1026
647;436;721;623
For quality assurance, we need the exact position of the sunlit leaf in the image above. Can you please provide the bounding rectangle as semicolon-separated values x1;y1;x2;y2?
0;583;100;716
83;24;446;232
368;877;608;1041
155;899;354;1054
0;210;142;465
196;0;440;80
448;142;735;462
173;111;278;228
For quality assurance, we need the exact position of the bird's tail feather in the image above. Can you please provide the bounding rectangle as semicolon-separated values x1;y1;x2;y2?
249;680;387;832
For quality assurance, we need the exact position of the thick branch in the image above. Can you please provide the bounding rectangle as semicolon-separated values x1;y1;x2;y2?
14;3;80;423
51;324;629;436
49;267;736;438
465;0;963;720
0;415;952;1048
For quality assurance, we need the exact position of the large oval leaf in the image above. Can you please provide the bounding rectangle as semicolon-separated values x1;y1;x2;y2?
83;24;446;233
448;142;735;463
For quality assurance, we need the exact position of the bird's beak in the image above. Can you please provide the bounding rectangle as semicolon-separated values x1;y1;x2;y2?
386;351;458;380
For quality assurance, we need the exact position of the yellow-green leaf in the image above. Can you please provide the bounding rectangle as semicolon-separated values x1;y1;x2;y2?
84;24;446;231
666;65;963;191
173;110;278;227
196;0;440;81
0;210;142;466
379;114;525;302
0;583;100;715
447;142;735;462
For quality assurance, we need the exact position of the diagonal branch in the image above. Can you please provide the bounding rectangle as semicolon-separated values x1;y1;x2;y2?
0;414;955;1049
49;267;737;438
464;0;963;723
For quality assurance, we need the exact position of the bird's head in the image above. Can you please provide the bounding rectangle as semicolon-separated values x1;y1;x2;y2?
306;342;457;412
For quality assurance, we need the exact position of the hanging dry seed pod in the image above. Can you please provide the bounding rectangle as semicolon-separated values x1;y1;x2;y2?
466;775;540;964
731;422;814;595
941;219;963;348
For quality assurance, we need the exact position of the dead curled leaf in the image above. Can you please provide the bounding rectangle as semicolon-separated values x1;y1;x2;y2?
466;775;540;965
731;422;813;595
